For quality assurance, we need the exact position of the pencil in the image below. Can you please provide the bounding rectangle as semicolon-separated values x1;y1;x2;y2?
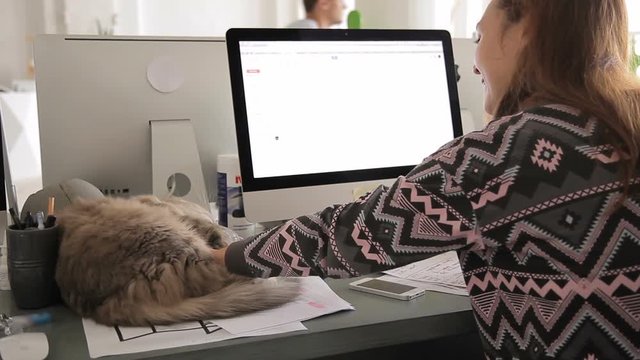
47;196;55;216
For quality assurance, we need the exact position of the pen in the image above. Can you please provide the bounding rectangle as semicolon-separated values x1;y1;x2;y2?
8;208;23;230
36;211;45;230
11;185;19;216
23;211;34;228
44;215;56;228
45;196;57;228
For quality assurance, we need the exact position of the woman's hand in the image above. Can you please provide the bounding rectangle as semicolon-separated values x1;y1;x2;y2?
211;246;227;267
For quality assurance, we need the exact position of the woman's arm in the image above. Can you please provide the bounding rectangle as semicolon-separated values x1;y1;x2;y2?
212;247;226;267
221;133;484;279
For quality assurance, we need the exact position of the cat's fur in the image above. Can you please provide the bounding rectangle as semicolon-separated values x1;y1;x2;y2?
55;195;299;326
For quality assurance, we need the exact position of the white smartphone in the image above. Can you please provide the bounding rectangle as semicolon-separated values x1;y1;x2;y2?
349;277;426;300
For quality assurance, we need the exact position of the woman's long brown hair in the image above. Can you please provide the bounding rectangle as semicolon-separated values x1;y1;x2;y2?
495;0;640;198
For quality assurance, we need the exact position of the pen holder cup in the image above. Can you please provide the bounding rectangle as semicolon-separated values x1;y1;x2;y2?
6;225;61;309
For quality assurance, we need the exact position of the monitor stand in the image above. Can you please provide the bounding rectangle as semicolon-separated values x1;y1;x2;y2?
150;119;210;211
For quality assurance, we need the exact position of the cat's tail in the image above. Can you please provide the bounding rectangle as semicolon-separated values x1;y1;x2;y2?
96;278;301;326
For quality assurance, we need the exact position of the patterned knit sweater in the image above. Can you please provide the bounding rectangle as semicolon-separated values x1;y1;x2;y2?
225;104;640;360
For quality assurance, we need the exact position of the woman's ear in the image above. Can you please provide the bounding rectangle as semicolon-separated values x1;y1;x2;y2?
515;16;532;49
504;17;529;55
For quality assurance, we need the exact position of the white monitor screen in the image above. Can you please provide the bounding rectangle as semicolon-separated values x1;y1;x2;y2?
241;40;453;178
227;29;462;223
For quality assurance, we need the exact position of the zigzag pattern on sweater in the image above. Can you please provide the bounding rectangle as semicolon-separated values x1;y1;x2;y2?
235;105;640;359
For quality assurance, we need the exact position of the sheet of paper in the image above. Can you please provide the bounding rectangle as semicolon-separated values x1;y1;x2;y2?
383;251;467;291
376;274;468;296
83;276;352;358
214;276;354;334
83;318;306;358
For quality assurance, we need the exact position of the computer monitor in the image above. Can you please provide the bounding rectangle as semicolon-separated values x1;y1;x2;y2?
226;29;463;223
34;35;237;207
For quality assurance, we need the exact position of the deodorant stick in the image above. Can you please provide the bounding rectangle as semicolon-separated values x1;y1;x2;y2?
216;154;255;238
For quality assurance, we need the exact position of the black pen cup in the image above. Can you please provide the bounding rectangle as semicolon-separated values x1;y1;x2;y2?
6;224;61;309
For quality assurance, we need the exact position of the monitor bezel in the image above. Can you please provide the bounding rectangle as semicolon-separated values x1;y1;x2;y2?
226;28;463;193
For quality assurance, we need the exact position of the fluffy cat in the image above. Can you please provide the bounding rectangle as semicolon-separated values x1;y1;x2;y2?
55;195;299;326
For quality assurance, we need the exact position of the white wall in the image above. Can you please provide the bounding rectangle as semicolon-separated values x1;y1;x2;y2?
0;0;485;87
64;0;117;34
0;0;28;88
354;0;413;29
136;0;279;36
63;0;306;37
113;0;140;35
354;0;487;37
0;0;64;88
630;1;640;33
3;0;639;89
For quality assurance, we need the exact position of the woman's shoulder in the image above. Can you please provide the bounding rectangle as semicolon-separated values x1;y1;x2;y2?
453;103;605;168
495;103;585;123
430;104;602;170
520;103;586;122
484;103;600;137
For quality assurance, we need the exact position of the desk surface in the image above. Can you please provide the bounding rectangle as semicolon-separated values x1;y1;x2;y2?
0;277;479;360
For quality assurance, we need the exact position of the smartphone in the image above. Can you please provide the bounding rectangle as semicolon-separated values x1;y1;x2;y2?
349;277;426;300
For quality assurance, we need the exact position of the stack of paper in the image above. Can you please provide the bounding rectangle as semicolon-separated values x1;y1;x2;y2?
83;276;354;358
382;251;468;296
214;276;354;334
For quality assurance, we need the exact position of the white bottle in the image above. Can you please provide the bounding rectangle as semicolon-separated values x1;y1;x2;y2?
216;154;255;238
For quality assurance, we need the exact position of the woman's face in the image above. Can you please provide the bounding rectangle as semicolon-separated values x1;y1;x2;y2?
474;1;527;116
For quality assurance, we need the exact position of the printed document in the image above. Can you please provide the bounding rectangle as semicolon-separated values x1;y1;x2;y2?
214;276;354;334
383;251;468;296
82;276;353;358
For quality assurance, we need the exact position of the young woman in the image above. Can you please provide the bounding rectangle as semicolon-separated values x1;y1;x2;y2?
214;1;640;358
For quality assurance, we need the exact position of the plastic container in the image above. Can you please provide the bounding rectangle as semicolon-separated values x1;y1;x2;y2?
217;154;255;238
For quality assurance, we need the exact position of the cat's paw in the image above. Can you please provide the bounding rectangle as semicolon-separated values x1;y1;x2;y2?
257;277;302;298
211;226;243;247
